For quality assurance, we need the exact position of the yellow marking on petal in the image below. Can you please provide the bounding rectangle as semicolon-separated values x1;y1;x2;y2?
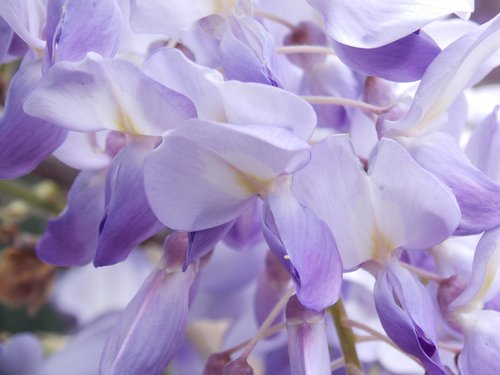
213;0;236;14
235;170;273;196
283;255;290;260
370;231;393;261
115;109;139;136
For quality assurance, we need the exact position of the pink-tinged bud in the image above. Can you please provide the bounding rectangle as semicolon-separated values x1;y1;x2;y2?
162;231;189;272
105;131;127;158
223;358;254;375
202;352;231;375
285;295;331;375
283;22;329;69
437;275;468;329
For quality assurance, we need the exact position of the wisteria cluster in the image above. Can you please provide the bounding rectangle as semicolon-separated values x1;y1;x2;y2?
1;0;500;374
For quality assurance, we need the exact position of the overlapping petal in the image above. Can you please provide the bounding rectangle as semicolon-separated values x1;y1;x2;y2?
100;233;197;375
37;169;106;266
389;13;500;132
374;263;446;375
24;53;196;136
306;0;473;48
94;141;163;266
45;0;121;66
0;60;67;179
263;182;342;311
410;132;500;235
144;120;310;231
293;135;460;269
143;48;316;140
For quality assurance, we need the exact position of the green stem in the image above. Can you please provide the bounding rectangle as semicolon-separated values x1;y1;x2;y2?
328;298;363;375
0;180;63;214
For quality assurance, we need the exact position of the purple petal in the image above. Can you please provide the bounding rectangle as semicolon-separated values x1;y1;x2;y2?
144;120;310;231
223;200;264;250
368;138;461;251
0;16;13;62
285;295;331;375
333;31;440;82
306;0;473;48
0;333;43;375
374;263;446;375
458;310;500;375
263;182;342;311
24;54;196;135
94;141;163;267
466;107;500;182
37;169;106;266
450;226;500;311
0;0;46;49
293;135;377;269
0;60;67;179
100;232;197;375
220;16;284;87
389;14;500;132
410;131;500;235
143;48;316;140
45;0;121;66
186;220;235;267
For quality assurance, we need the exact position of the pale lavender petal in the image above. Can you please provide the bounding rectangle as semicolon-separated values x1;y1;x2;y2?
389;14;500;132
223;200;263;250
220;16;284;87
410;131;500;235
51;250;152;325
94;141;163;266
458;310;500;375
450;227;500;311
39;314;118;375
306;0;473;48
0;60;67;179
143;48;316;140
333;31;440;82
144;120;310;231
466;107;500;182
286;295;331;375
37;169;106;266
24;53;196;135
374;263;445;374
45;0;121;65
263;182;342;311
143;47;225;121
52;131;112;171
293;135;378;269
0;333;43;375
219;81;316;141
0;0;46;49
368;138;461;251
100;232;197;375
130;0;216;37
